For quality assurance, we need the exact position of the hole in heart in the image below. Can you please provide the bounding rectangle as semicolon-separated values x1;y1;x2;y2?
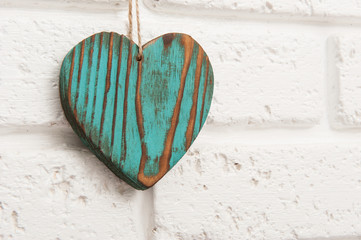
136;54;143;62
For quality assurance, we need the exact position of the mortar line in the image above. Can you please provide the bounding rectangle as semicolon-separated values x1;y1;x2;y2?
1;125;361;146
4;2;361;27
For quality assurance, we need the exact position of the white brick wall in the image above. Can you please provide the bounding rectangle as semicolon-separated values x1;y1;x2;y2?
1;0;361;239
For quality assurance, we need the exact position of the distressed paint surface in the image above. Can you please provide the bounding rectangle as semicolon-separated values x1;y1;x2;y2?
59;32;214;190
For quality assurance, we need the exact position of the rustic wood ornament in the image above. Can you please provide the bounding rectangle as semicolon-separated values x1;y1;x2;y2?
60;31;215;190
59;32;214;190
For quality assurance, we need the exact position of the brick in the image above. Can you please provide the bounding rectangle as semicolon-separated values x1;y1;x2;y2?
0;130;143;240
0;12;127;125
145;0;361;19
329;36;361;128
153;143;361;239
207;32;323;126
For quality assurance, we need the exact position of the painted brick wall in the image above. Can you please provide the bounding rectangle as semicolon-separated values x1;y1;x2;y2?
1;0;361;239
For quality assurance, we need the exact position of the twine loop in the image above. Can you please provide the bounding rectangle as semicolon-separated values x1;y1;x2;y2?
128;0;143;61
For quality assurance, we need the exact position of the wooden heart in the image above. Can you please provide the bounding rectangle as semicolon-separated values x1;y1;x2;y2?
59;32;214;190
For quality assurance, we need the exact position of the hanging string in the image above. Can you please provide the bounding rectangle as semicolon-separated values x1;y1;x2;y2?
128;0;133;40
128;0;143;61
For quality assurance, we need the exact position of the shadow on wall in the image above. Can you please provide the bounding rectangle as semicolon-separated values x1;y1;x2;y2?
55;125;138;198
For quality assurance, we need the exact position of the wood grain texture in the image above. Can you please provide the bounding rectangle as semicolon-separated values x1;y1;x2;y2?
59;32;214;190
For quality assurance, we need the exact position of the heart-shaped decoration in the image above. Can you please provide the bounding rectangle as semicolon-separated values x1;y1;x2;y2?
59;32;214;190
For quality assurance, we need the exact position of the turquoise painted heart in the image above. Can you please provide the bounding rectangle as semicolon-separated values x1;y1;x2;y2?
59;32;214;190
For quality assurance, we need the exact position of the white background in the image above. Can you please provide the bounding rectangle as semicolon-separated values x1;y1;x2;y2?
1;0;361;239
